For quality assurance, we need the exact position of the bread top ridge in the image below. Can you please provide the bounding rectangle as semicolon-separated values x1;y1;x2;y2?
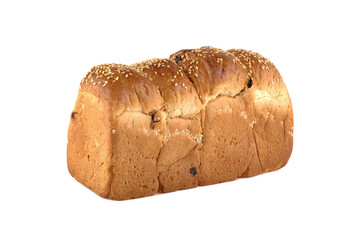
79;46;291;120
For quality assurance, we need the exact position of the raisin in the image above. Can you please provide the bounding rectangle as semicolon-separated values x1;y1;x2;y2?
189;167;197;176
175;55;182;63
247;79;253;88
71;112;78;119
149;112;159;129
150;114;155;129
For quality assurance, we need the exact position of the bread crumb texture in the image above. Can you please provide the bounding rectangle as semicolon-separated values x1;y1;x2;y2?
67;46;293;200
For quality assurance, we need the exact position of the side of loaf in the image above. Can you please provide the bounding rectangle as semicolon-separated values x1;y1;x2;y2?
67;47;294;200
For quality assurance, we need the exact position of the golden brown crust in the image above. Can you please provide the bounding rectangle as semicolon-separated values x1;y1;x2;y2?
68;46;293;200
67;92;112;197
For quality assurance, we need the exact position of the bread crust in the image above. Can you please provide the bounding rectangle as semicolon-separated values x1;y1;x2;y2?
67;47;293;200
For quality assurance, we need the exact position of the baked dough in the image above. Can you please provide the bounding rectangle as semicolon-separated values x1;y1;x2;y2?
67;47;293;200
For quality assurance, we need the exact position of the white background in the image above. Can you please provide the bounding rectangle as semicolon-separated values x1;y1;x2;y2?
1;0;356;239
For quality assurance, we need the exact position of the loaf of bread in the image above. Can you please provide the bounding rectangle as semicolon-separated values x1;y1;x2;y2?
67;46;293;200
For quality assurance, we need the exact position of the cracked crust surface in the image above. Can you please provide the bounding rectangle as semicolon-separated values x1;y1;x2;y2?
67;46;294;200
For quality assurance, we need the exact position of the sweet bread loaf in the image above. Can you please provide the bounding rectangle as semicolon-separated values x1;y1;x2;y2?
67;46;293;200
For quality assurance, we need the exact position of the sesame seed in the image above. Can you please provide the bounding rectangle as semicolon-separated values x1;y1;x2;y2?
111;129;116;134
250;119;258;128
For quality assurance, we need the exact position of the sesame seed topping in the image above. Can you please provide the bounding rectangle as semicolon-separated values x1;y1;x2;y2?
163;129;203;144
